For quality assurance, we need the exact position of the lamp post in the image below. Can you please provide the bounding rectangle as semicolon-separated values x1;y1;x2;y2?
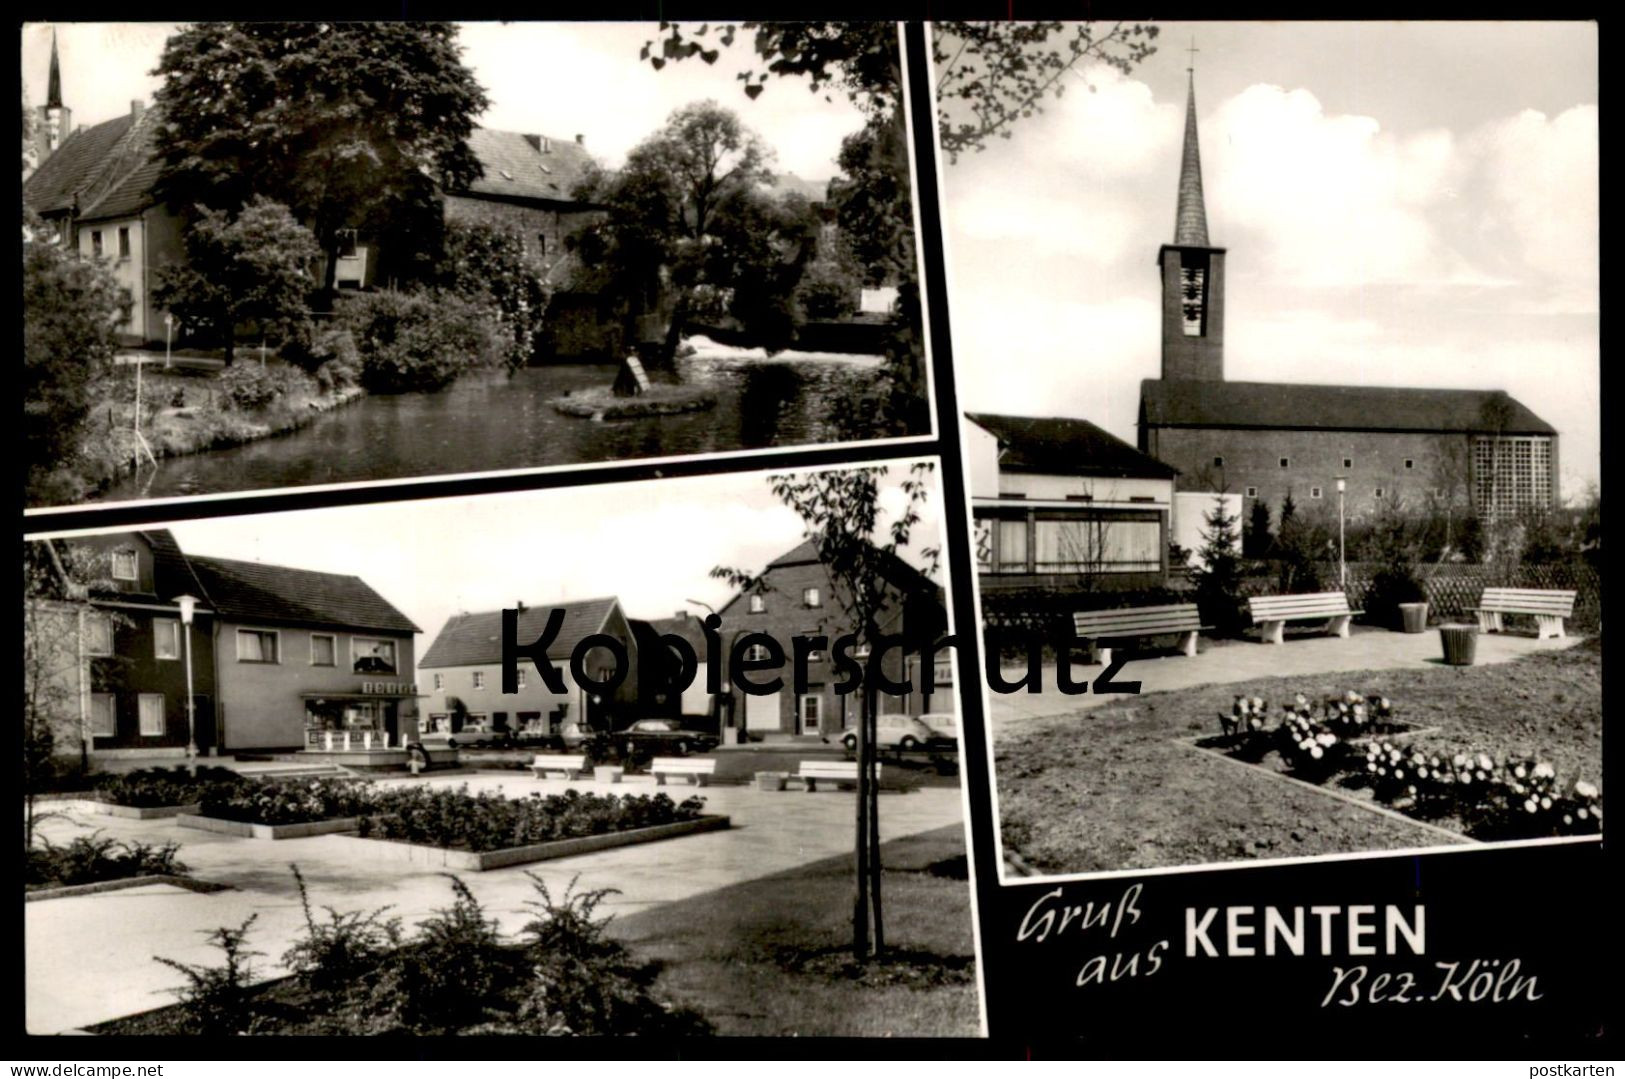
176;594;198;766
1336;478;1347;588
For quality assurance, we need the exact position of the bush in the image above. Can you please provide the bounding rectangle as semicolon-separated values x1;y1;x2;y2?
155;915;265;1036
285;324;362;391
282;865;402;1004
97;765;247;808
27;833;187;889
435;220;550;371
199;777;376;825
217;362;316;412
336;289;501;394
355;786;705;852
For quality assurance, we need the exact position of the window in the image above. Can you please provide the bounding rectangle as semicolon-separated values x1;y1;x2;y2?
745;643;771;662
236;629;278;663
111;548;138;581
536;234;547;256
90;694;117;737
153;618;180;660
996;518;1029;573
802;587;821;608
1279;458;1290;469
352;638;397;674
432;673;443;691
473;671;486;690
1343;458;1353;470
138;694;165;737
748;594;765;614
1179;260;1207;336
516;667;527;689
1474;436;1552;521
310;633;336;667
91;230;103;257
117;227;130;258
1244;486;1258;499
85;613;114;656
1033;518;1161;573
1310;487;1323;500
1404;459;1415;470
1213;456;1224;468
1374;487;1385;498
800;694;822;732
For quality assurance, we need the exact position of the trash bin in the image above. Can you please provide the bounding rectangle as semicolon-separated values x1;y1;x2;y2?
755;771;789;792
1439;624;1478;666
1400;602;1430;634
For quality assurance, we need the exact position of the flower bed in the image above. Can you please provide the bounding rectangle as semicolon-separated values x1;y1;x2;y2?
95;766;249;810
196;776;377;827
26;835;187;892
353;785;708;853
1205;689;1603;842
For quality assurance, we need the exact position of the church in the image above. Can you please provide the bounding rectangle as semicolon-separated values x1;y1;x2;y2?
1137;71;1560;526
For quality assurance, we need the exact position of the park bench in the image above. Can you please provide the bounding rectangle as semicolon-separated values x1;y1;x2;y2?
1073;603;1208;666
530;752;591;780
649;757;717;787
1472;587;1576;640
796;760;861;792
1247;592;1362;645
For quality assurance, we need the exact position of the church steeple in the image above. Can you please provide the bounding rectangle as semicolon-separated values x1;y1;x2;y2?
46;29;63;109
31;26;73;171
1173;70;1209;246
1157;56;1226;383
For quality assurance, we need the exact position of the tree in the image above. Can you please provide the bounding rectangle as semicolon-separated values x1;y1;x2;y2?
153;197;320;364
24;214;128;505
933;22;1160;163
1275;493;1328;594
713;464;940;961
571;101;818;368
1190;492;1245;637
1244;499;1273;559
435;219;551;373
152;22;489;300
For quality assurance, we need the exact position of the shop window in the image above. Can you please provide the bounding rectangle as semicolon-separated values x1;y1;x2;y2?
352;637;397;674
90;694;117;737
153;618;180;660
138;693;166;737
311;634;336;667
112;548;138;581
86;613;114;656
237;629;279;663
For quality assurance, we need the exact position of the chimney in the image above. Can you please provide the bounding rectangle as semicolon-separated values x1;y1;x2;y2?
674;609;687;621
522;134;540;152
130;100;145;120
516;600;526;614
574;133;585;146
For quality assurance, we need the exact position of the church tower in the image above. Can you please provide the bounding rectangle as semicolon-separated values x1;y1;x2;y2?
32;29;73;167
1158;68;1224;382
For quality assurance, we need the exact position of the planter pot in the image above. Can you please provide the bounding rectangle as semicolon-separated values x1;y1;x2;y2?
593;766;624;784
1438;624;1479;666
1399;602;1429;634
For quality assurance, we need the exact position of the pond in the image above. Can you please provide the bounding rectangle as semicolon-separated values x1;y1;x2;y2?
94;350;895;504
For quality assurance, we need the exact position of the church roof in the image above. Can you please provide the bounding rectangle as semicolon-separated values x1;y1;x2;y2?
1140;380;1557;436
1174;71;1210;246
968;412;1179;480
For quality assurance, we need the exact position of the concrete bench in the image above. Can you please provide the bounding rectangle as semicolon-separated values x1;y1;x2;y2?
1074;603;1208;666
797;760;860;792
649;757;716;787
1473;587;1576;640
1247;592;1363;645
530;753;590;780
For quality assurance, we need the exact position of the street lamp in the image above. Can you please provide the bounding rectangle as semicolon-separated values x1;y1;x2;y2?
176;594;199;766
1336;478;1347;588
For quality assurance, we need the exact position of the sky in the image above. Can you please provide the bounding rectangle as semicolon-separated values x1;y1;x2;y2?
19;21;874;179
138;463;945;652
937;21;1599;499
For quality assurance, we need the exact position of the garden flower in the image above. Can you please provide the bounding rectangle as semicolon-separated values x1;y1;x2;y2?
1540;797;1552;810
1477;754;1493;771
1575;781;1599;799
1524;799;1538;814
1310;746;1323;760
1453;753;1468;768
1534;762;1555;780
1514;764;1527;779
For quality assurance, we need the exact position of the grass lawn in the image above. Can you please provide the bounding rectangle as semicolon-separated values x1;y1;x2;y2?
996;637;1601;876
610;824;980;1037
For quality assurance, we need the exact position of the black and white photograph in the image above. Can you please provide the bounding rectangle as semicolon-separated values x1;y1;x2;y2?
22;21;934;511
22;460;981;1036
934;22;1601;877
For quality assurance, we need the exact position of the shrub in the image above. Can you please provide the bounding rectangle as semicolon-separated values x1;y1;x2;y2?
1190;494;1247;637
154;915;265;1036
285;324;362;391
336;289;501;393
97;765;247;808
281;865;402;1004
435;220;550;372
217;362;315;412
355;785;704;852
26;833;188;889
199;777;376;825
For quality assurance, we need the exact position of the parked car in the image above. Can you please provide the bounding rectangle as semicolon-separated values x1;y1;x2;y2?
618;719;719;760
833;712;958;754
560;721;609;754
420;723;512;749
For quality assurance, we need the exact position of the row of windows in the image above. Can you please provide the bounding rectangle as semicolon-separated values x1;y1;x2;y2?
432;669;527;692
1216;455;1416;472
88;692;166;738
88;227;133;261
974;515;1163;575
745;588;821;613
82;612;398;674
1242;485;1393;500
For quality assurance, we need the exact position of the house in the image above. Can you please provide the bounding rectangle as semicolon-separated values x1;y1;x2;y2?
640;610;715;722
714;540;950;740
965;412;1179;591
31;530;218;759
417;598;643;737
183;555;422;751
1137;72;1559;523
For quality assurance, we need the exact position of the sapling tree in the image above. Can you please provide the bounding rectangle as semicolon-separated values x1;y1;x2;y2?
712;463;941;960
1190;491;1245;637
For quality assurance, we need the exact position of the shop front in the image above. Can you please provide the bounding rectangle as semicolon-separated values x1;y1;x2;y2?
300;681;427;760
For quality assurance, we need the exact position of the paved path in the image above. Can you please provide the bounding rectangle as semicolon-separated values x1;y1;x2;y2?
25;773;962;1034
987;627;1578;731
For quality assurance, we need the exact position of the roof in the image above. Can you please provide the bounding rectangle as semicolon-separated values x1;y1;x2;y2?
141;529;211;604
459;128;595;206
1140;380;1557;436
967;412;1180;480
23;111;139;216
419;597;619;668
725;538;940;609
1174;72;1210;247
186;555;420;635
646;612;709;660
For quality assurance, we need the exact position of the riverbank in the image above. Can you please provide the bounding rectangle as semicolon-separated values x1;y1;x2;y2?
550;383;717;419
